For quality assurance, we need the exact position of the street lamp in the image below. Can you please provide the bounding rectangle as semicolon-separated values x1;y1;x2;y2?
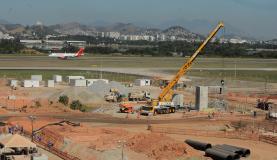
118;140;126;160
28;115;36;142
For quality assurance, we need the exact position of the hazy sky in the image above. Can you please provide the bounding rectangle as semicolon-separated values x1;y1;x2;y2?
0;0;276;39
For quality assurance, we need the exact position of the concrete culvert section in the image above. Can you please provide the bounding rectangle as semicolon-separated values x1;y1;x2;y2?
212;146;240;160
185;139;212;151
205;148;233;160
221;144;250;157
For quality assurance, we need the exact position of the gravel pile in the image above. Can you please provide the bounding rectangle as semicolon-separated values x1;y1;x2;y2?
88;81;130;97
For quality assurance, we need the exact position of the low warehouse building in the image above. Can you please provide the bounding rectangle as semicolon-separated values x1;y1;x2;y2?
47;80;55;87
70;79;87;87
10;80;18;87
135;79;151;86
66;76;85;83
23;80;40;88
86;79;109;86
53;75;62;82
31;75;42;81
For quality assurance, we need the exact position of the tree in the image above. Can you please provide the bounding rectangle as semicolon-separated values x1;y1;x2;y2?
58;95;69;106
70;100;82;110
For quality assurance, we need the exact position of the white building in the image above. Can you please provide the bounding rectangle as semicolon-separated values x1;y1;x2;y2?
229;38;247;44
10;80;18;87
66;76;85;83
23;80;40;88
0;32;14;40
135;79;151;86
53;75;62;83
86;79;109;86
105;32;120;39
47;80;55;87
70;79;87;87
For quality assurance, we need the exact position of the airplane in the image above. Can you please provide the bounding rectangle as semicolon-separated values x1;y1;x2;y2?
48;48;85;59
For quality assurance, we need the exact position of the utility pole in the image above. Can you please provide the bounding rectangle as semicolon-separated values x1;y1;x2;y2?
29;115;36;142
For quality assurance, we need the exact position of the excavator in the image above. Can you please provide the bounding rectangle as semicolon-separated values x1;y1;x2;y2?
141;22;224;116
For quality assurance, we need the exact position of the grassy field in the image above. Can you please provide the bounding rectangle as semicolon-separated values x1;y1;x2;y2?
0;56;276;68
179;70;277;83
0;70;142;82
0;56;276;82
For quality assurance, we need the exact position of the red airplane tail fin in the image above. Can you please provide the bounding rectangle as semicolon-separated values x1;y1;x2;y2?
75;48;85;57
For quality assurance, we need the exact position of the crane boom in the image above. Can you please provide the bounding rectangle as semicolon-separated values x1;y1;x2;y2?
158;21;224;101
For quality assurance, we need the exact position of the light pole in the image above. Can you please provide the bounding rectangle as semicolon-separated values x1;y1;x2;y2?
118;140;126;160
28;115;36;142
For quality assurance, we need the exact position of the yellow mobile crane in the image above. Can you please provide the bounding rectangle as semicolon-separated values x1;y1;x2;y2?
141;22;224;115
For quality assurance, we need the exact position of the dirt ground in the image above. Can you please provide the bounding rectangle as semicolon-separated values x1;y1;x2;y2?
0;76;277;160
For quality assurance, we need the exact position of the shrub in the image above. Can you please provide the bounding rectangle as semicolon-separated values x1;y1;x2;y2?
58;95;69;106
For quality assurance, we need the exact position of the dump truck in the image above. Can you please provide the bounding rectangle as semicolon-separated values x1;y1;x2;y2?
104;88;122;102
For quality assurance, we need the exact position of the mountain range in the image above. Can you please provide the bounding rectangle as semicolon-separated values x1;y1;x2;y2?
0;19;258;41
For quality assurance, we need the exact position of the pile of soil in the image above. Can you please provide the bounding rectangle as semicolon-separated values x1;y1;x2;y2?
127;133;188;160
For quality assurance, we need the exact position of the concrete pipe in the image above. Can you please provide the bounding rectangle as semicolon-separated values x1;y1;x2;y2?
185;139;212;151
213;146;240;160
205;148;233;160
221;144;250;157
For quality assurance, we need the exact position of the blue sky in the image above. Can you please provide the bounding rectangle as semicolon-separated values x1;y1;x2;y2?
0;0;276;39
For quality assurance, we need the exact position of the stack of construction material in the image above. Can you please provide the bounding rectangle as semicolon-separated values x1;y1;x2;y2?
185;139;250;160
89;81;130;97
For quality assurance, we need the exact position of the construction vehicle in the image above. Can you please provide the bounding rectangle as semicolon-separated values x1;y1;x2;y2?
128;91;151;101
119;103;135;113
141;22;224;115
104;88;122;102
257;95;275;110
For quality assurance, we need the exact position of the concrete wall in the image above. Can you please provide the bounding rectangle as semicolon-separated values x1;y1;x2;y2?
195;86;208;111
172;94;184;108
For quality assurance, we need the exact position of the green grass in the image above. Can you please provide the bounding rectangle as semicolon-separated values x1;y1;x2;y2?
0;56;276;68
0;70;142;82
164;69;277;83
